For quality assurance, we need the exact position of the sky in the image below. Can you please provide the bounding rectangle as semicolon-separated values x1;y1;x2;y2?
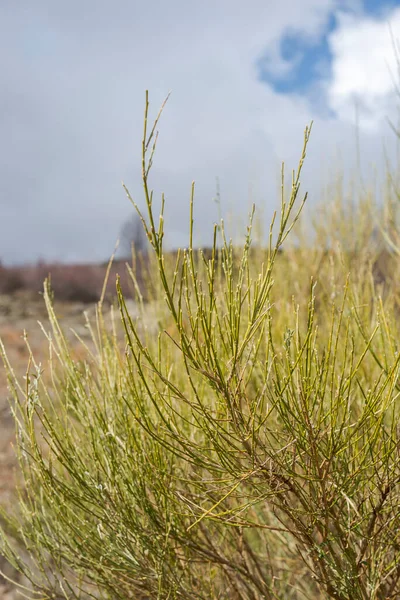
1;0;400;264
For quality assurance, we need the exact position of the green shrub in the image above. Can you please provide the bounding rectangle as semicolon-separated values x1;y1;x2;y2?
1;94;400;600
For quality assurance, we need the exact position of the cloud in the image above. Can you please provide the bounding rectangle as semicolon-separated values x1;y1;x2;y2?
0;0;399;264
328;8;400;128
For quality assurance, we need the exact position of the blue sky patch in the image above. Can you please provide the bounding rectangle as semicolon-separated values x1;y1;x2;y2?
265;12;336;96
363;0;400;17
258;0;400;110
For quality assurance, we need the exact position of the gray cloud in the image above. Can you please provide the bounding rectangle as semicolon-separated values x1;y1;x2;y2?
0;0;397;264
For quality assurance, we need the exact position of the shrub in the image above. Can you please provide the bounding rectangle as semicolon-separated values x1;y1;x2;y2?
1;95;400;600
119;212;150;260
0;267;25;294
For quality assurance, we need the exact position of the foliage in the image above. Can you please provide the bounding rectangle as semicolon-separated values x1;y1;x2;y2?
0;262;147;304
1;94;400;600
119;212;149;260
